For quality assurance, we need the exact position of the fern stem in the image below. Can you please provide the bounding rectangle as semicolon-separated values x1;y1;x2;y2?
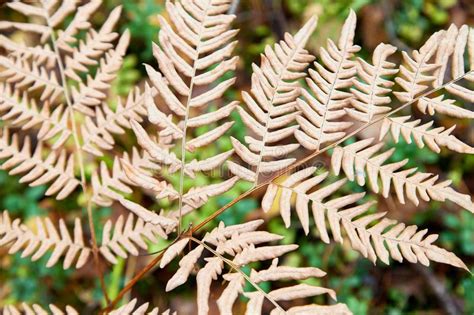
41;1;110;303
188;236;285;313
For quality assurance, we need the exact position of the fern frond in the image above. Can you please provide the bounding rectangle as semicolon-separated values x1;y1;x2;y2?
262;168;467;269
394;31;441;103
161;220;348;315
443;25;474;101
56;0;102;51
91;147;169;207
379;116;474;154
0;21;51;43
108;298;175;315
417;95;474;118
346;43;398;122
0;35;56;68
129;0;243;218
0;211;91;269
82;87;148;156
294;10;360;151
0;129;80;200
271;304;352;315
64;6;123;81
229;17;317;183
0;56;63;103
2;303;78;315
70;29;130;115
2;1;80;44
416;25;474;117
331;138;474;212
0;84;72;149
99;213;169;264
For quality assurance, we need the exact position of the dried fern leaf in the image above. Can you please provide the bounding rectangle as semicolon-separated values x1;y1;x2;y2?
417;95;474;118
99;213;169;264
91;147;166;206
161;220;347;314
272;304;352;315
2;303;78;315
331;138;474;212
379;116;474;154
0;56;63;103
57;0;102;51
262;168;467;269
346;43;398;122
181;176;239;211
0;21;51;43
0;129;80;200
0;84;72;149
108;298;175;315
82;87;148;156
230;16;317;183
64;6;123;81
443;25;474;102
294;10;360;151
0;35;56;68
132;0;241;213
117;197;177;234
2;1;78;44
70;29;130;115
394;30;441;103
0;211;91;269
416;25;474;118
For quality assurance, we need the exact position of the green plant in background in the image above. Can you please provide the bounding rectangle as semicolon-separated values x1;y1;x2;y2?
395;0;457;43
119;0;163;62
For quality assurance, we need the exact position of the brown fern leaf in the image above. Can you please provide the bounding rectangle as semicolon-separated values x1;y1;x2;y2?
56;0;102;52
331;138;474;212
0;35;56;68
0;211;91;269
129;0;242;218
346;43;398;122
2;303;79;315
64;6;123;80
0;56;64;103
99;213;169;264
1;1;79;43
394;30;441;103
443;25;474;102
108;298;174;315
262;167;467;269
161;220;348;315
416;25;474;115
396;25;474;146
379;116;474;154
0;83;72;150
294;10;360;151
0;129;80;199
82;87;148;156
229;17;317;183
91;147;172;207
70;28;130;116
